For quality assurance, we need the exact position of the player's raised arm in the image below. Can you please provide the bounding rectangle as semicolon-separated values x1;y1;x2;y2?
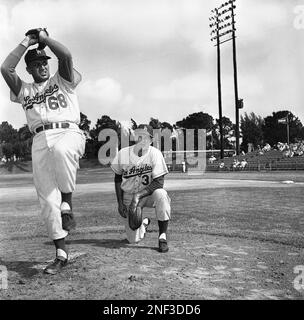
38;29;74;83
1;34;38;97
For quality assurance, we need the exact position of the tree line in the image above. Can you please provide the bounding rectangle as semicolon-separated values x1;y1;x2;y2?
1;109;303;161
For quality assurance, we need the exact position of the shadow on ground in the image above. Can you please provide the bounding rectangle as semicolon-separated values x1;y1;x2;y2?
0;259;42;278
43;238;158;251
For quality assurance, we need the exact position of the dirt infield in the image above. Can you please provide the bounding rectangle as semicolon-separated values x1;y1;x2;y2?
1;169;304;300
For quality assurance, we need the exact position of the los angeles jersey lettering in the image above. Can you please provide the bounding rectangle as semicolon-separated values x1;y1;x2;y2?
10;69;82;133
111;145;169;194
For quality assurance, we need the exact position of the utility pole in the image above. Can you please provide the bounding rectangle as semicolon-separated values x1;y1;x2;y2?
231;2;240;155
215;8;224;159
287;113;290;146
210;0;242;158
278;112;290;145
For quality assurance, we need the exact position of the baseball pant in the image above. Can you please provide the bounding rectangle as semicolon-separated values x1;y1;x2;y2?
32;127;85;240
122;188;171;244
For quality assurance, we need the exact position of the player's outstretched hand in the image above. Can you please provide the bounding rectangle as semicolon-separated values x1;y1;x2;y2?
118;203;128;218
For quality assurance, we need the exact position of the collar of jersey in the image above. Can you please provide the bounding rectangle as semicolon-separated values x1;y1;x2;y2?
33;79;48;89
131;145;151;160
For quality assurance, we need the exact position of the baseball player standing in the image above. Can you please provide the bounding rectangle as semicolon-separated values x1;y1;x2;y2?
111;124;171;252
1;28;85;274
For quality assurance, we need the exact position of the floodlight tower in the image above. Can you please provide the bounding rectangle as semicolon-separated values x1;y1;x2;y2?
210;0;241;157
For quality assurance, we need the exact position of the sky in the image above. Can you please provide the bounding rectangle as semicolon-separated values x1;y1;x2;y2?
0;0;303;130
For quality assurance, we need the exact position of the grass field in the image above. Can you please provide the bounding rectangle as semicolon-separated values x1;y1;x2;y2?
1;168;304;300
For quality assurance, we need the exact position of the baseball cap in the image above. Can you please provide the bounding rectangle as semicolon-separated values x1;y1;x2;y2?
136;124;154;138
25;49;51;65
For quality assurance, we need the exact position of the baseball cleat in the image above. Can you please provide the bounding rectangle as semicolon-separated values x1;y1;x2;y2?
43;257;68;275
142;218;151;239
143;218;151;231
61;209;76;231
158;239;169;253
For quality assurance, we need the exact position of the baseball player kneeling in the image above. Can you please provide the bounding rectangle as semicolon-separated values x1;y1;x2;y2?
1;28;85;274
111;124;171;253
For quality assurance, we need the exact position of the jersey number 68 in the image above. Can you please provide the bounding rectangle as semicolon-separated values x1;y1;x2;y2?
48;94;68;110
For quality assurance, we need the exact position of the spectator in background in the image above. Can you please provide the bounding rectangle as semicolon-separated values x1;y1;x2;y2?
257;145;263;155
219;162;225;170
279;142;288;152
262;143;271;152
208;155;216;164
240;159;248;170
247;143;253;153
297;143;304;156
232;159;240;171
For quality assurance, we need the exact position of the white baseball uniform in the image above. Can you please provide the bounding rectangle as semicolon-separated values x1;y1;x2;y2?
111;145;171;243
10;69;85;240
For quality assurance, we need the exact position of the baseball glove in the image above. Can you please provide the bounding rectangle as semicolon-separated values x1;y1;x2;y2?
118;204;128;218
128;196;143;231
61;210;76;231
25;28;49;50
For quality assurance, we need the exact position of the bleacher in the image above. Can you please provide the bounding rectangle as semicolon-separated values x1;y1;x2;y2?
206;149;304;171
164;147;304;172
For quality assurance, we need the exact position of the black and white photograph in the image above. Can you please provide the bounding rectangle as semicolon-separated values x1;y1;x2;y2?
0;0;304;308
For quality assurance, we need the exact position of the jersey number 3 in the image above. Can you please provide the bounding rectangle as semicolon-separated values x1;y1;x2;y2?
142;175;150;186
48;94;68;110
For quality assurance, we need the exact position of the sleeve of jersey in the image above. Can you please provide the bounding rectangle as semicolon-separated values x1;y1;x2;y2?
151;148;169;179
146;175;164;194
56;68;82;90
110;151;123;175
10;81;25;104
10;81;26;103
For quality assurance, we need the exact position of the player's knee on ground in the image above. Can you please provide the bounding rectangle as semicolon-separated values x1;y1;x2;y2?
153;189;171;221
124;220;146;244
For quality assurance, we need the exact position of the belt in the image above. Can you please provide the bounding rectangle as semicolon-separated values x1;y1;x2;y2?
35;122;70;134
